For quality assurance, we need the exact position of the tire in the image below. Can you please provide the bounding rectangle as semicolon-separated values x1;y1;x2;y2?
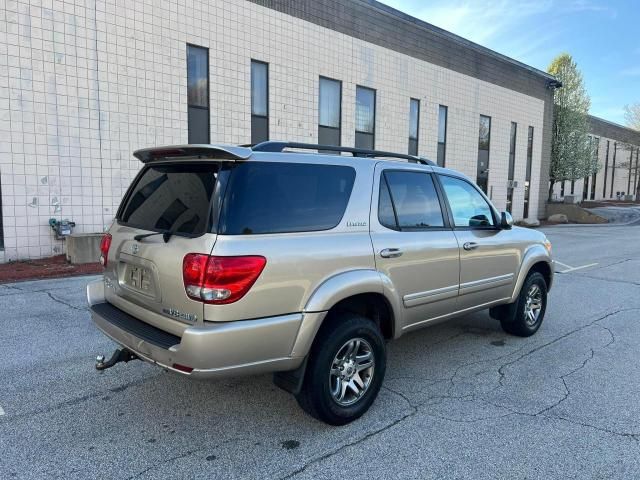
295;313;386;425
499;271;548;337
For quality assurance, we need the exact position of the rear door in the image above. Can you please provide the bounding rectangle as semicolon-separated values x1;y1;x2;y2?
369;164;460;330
437;174;520;311
103;162;221;335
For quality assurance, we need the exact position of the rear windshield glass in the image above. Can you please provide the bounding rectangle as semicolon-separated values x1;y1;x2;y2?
118;164;218;235
218;162;355;234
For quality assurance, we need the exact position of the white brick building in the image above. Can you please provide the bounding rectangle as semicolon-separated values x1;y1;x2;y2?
1;0;632;262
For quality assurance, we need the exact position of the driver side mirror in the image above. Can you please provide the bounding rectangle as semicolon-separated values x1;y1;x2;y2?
500;211;513;230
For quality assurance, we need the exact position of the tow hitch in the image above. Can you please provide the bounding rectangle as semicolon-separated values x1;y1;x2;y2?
95;348;139;371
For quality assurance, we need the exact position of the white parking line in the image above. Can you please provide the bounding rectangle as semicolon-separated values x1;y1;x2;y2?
554;260;573;270
0;406;5;416
558;263;599;273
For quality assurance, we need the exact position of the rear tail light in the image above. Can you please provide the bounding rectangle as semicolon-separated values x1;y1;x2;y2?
182;254;266;304
99;234;112;267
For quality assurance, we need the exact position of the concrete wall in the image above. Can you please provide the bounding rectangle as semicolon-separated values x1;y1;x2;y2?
1;0;553;261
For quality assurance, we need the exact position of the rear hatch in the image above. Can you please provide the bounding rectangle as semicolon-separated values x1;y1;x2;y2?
103;146;251;335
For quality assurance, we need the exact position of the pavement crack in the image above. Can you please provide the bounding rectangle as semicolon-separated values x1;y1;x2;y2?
280;387;417;480
497;307;640;388
46;291;87;311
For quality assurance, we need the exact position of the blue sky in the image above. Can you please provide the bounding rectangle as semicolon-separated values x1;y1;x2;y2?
380;0;639;125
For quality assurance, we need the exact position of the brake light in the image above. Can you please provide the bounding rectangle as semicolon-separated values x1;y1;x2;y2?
182;254;266;304
99;234;112;267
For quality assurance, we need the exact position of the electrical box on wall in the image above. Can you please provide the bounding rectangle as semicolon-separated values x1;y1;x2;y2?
49;218;76;240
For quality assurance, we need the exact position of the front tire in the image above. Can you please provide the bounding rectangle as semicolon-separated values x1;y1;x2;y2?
295;314;386;425
498;271;548;337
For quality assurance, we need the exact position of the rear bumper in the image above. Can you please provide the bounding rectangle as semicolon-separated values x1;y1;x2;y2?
87;280;323;379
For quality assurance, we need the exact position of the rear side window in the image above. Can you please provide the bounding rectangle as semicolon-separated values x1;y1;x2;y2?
119;164;218;235
219;162;355;234
379;171;444;230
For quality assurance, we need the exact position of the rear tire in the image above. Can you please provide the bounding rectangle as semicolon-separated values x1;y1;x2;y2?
295;314;386;425
498;272;548;337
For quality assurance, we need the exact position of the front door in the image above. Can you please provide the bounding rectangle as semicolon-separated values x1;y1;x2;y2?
437;174;519;312
369;164;460;330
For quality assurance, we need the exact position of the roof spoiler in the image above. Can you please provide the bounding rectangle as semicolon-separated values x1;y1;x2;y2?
133;144;252;163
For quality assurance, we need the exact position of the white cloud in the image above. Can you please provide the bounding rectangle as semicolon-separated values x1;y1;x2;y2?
381;0;554;45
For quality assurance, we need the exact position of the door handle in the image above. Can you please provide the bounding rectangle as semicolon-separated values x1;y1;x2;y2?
380;248;403;258
463;242;479;251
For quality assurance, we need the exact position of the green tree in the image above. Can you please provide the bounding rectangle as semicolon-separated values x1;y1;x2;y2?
624;103;640;131
547;53;595;200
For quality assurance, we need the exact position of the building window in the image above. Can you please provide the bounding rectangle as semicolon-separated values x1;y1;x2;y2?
251;60;269;144
437;105;448;167
523;126;534;218
476;115;491;193
187;44;209;144
561;181;565;197
610;142;617;198
506;122;517;213
603;140;610;198
355;86;376;149
408;98;420;156
591;137;599;200
318;77;342;147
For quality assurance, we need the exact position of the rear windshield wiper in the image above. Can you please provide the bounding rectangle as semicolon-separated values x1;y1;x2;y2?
134;229;185;243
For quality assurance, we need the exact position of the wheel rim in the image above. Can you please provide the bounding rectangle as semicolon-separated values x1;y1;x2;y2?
329;338;375;406
524;284;543;326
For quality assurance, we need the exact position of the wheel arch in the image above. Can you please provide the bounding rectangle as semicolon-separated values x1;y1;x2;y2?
510;246;554;303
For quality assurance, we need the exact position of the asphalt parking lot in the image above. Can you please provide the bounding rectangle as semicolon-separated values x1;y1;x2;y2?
1;223;640;479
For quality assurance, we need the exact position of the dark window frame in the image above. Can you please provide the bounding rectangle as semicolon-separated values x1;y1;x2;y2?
318;76;342;147
251;59;269;144
506;121;517;214
186;44;210;144
408;98;420;156
437;105;448;167
377;169;450;232
603;140;610;198
610;142;617;198
590;137;599;200
523;126;534;218
355;85;376;149
476;114;492;194
436;173;500;231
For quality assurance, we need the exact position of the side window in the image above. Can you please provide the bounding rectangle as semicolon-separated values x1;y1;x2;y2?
378;171;444;230
439;175;495;228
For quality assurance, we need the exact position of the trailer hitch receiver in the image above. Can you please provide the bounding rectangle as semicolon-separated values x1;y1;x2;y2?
95;348;139;371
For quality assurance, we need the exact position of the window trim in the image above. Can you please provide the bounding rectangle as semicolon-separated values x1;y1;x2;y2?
186;43;210;144
251;59;269;143
435;173;500;231
318;76;342;133
377;169;452;232
355;85;376;148
408;98;420;155
437;105;448;168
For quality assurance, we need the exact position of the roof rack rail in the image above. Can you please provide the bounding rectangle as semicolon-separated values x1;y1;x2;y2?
251;141;435;166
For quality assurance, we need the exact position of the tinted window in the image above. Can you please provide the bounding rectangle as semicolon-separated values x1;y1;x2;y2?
408;98;420;156
378;177;396;229
319;77;341;129
120;164;218;235
219;162;355;234
439;175;495;228
437;105;447;167
380;171;444;229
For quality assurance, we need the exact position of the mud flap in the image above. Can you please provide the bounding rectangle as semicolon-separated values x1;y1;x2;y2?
273;357;308;395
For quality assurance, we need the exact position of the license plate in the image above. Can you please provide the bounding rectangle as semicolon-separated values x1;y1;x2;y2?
127;265;153;293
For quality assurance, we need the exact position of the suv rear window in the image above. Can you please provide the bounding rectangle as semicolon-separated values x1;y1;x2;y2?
218;162;355;234
118;164;218;235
